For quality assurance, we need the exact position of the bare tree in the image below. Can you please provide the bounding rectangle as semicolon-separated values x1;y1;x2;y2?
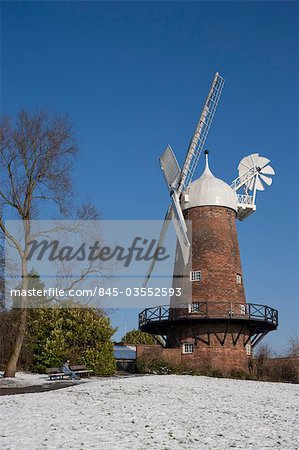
254;343;272;379
286;336;299;358
0;245;5;310
254;343;272;360
0;110;77;377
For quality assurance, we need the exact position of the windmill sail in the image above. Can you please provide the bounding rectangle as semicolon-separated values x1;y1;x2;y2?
231;153;275;221
170;208;190;265
178;72;225;193
143;206;172;287
160;145;181;191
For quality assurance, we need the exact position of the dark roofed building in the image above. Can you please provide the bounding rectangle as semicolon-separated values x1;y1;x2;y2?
114;345;136;373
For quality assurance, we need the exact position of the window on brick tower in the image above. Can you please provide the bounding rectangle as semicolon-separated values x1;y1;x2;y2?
188;302;200;313
236;273;242;285
190;270;201;282
182;343;194;354
245;344;251;356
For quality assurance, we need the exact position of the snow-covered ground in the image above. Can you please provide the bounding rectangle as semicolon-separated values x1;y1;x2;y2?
0;373;298;450
0;371;89;389
0;371;56;388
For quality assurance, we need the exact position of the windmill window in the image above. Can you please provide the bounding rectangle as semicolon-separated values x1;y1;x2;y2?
190;270;201;282
240;304;246;315
236;274;242;285
245;344;251;356
188;302;200;313
182;343;194;354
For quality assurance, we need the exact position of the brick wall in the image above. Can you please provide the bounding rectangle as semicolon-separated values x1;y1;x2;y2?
136;343;251;373
166;205;250;370
136;344;181;366
185;206;246;303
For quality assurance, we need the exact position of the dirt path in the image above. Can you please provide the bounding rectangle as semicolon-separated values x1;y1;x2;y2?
0;381;75;396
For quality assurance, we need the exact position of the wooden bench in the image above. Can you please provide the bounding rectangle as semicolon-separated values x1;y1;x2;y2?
70;365;94;378
47;365;94;380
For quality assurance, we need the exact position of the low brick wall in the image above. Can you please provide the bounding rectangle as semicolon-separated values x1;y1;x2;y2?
136;343;251;373
136;345;181;366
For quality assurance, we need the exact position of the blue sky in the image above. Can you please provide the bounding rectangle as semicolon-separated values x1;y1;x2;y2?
1;1;298;351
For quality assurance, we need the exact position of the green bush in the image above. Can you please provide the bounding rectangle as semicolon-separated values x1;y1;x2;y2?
121;329;156;345
27;304;116;376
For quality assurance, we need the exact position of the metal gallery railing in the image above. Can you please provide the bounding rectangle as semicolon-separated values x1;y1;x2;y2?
139;302;278;328
236;193;254;206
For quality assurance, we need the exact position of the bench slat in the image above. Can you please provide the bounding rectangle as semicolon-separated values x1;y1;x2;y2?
47;365;93;379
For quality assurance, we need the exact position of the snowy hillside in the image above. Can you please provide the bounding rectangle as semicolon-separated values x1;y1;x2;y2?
0;374;298;449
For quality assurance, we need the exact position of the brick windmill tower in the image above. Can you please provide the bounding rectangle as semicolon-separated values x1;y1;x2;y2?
139;73;278;373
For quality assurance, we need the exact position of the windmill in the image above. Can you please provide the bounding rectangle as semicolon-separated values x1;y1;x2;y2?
139;73;278;373
145;73;276;285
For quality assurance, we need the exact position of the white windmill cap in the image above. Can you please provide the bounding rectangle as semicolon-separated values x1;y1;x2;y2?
181;151;238;212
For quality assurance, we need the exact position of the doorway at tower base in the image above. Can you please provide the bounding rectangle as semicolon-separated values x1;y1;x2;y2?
136;342;252;375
